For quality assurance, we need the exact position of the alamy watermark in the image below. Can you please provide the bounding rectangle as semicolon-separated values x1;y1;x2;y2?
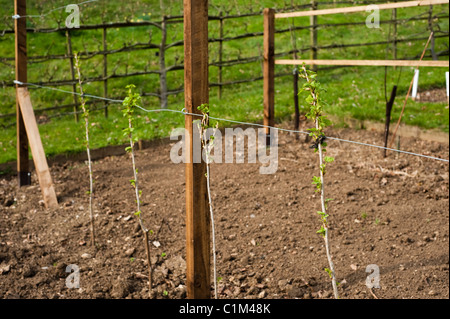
170;122;279;174
366;5;380;29
65;264;80;289
365;264;381;289
65;4;80;28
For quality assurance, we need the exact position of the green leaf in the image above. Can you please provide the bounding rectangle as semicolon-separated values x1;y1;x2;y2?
324;156;334;163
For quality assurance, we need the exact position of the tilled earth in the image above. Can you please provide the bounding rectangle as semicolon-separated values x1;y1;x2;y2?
0;124;448;299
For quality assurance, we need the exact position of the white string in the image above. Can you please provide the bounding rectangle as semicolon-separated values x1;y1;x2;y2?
12;0;98;19
12;80;450;163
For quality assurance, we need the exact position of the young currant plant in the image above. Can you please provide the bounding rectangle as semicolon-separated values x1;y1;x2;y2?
74;53;96;249
300;64;339;299
122;84;154;297
197;104;219;299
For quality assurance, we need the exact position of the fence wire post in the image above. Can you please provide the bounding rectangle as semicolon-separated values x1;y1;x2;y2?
184;0;210;300
65;30;79;122
103;27;108;118
15;0;31;186
263;8;275;147
159;16;168;109
310;0;318;72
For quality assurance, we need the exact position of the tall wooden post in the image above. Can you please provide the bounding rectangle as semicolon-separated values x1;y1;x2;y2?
102;27;108;117
15;0;30;186
218;12;224;99
65;30;79;122
184;0;210;299
159;16;168;109
263;8;275;146
310;0;318;72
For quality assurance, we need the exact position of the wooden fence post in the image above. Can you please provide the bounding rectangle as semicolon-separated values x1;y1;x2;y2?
310;0;318;72
218;11;224;99
159;16;168;109
103;27;109;117
263;8;275;146
15;0;30;186
65;30;79;122
184;0;210;299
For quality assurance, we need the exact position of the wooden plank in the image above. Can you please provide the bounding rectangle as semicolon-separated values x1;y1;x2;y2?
17;88;58;209
275;59;449;67
263;8;275;145
275;0;449;18
15;0;30;186
184;0;210;300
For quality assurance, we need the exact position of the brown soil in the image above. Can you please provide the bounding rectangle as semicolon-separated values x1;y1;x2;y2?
0;124;448;300
416;88;449;103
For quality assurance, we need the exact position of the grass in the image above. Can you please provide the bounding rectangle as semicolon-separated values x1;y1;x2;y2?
0;0;448;164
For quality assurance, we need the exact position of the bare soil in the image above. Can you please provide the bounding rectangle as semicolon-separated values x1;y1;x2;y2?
0;124;448;299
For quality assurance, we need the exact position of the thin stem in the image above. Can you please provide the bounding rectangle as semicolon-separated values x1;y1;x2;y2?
316;119;338;299
198;110;218;299
74;54;96;249
128;121;153;297
302;64;338;299
206;160;217;299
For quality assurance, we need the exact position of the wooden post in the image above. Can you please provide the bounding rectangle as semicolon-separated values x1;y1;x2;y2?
65;30;79;122
383;85;397;158
103;27;109;117
263;8;275;146
392;7;397;63
293;67;300;133
310;0;318;72
184;0;210;299
428;5;438;60
159;16;168;109
218;12;224;99
15;0;30;186
17;88;58;209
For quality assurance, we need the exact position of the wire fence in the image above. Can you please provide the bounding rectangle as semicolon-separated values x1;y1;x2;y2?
0;0;448;125
12;79;450;163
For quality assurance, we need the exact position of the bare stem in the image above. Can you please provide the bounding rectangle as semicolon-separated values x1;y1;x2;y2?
74;53;96;249
198;111;218;299
316;120;339;299
128;122;153;298
302;64;338;299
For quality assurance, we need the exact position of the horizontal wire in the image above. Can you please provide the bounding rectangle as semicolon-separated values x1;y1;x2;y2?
11;80;450;163
12;0;98;19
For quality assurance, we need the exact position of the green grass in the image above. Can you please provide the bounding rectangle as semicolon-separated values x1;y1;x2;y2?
0;0;448;164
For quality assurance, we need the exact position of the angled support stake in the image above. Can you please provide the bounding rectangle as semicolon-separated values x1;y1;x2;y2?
17;88;58;209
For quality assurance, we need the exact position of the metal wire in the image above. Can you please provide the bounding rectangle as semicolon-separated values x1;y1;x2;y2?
11;80;450;163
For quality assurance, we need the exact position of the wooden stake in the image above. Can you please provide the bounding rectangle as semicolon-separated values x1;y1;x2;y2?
159;16;168;109
65;30;79;122
263;8;275;146
383;85;397;158
184;0;210;299
16;88;58;210
102;27;108;118
310;0;318;72
15;0;30;186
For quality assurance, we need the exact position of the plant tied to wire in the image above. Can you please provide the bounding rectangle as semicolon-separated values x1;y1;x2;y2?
299;64;339;299
197;103;219;299
122;84;154;298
